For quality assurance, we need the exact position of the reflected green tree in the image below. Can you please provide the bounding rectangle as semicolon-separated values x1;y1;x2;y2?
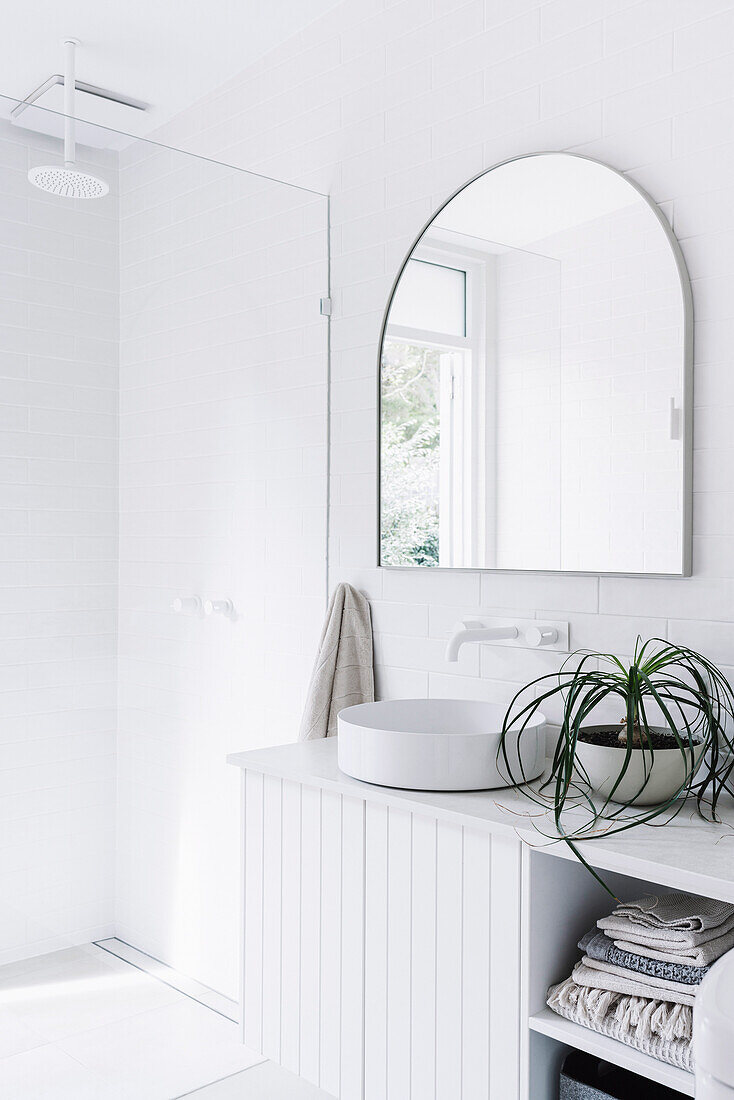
381;340;440;566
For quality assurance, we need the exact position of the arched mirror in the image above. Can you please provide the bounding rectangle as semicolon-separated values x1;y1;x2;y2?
378;153;692;575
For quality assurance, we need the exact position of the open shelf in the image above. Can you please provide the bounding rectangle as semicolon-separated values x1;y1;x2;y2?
522;849;700;1099
529;1008;694;1097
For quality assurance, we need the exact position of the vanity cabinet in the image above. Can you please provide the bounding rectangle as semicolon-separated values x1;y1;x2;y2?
239;767;520;1098
229;739;734;1100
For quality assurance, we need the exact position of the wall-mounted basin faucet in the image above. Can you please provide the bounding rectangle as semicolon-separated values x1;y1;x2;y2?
445;620;519;662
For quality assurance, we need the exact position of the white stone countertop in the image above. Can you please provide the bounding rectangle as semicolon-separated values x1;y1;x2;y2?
228;738;734;903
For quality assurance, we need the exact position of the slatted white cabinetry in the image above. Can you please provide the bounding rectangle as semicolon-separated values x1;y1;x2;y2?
231;738;734;1100
240;769;522;1100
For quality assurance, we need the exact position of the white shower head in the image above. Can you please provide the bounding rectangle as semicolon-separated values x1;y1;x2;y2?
27;39;109;200
28;164;108;198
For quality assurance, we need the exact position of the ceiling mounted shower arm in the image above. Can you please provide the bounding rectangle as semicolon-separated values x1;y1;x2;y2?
26;38;110;199
63;38;78;168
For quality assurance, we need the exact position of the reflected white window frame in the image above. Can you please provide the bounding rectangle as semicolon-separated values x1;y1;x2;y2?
383;242;493;568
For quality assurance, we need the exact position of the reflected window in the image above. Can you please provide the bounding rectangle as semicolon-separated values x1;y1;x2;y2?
389;259;466;336
381;250;485;569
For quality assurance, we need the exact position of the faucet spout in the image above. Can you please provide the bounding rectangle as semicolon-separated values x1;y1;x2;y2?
445;620;519;662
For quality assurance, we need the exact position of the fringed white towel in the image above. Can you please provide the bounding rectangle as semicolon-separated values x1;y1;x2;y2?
298;582;374;741
547;976;694;1072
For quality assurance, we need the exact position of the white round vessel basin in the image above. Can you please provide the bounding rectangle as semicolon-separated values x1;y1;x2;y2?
337;699;546;791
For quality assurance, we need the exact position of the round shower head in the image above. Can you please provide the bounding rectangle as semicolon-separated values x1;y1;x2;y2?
28;165;109;199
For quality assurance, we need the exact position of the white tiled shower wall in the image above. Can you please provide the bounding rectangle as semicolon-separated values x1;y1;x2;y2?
0;121;118;963
158;0;734;728
0;117;328;991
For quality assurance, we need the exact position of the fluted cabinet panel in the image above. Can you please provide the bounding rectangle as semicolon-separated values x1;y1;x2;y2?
240;770;522;1099
242;770;264;1054
262;774;282;1063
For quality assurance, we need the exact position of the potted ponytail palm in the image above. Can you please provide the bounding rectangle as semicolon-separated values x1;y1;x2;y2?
499;638;734;892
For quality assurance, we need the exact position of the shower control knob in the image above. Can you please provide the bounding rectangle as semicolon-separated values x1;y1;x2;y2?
526;626;558;648
203;599;234;618
172;595;202;614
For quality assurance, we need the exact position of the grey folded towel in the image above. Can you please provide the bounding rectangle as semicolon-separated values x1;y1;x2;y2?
611;893;734;934
598;894;734;949
611;929;734;967
579;929;709;985
298;582;374;741
571;961;695;1008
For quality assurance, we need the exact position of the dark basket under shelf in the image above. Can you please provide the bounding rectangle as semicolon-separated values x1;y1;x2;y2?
560;1050;689;1100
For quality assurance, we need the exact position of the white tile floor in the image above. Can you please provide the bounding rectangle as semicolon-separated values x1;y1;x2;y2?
0;944;334;1099
185;1063;338;1098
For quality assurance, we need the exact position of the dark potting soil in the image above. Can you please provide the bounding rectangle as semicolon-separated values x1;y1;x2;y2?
578;727;700;750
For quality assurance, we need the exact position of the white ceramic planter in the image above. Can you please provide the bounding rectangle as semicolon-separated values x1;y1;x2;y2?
337;698;546;791
574;725;706;806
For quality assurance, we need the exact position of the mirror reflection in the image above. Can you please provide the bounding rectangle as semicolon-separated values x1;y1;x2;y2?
379;153;690;575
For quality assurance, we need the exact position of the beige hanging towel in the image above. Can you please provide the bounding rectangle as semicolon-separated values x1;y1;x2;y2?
298;582;374;741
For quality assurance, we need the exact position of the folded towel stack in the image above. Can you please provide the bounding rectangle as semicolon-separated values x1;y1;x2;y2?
547;892;734;1073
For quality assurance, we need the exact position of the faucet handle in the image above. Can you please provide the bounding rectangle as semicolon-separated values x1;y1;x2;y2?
203;598;234;618
526;626;559;647
172;595;202;614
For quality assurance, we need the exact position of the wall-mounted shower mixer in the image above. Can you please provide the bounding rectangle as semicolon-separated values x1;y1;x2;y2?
171;595;236;619
171;595;203;615
203;599;235;619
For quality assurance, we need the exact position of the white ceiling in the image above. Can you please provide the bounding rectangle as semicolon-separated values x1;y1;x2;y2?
1;0;344;138
436;154;644;249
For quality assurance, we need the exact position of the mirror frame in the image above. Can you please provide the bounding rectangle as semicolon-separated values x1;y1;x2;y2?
376;152;694;577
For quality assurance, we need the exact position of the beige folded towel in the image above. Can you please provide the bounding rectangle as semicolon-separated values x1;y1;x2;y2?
298;582;374;741
611;893;734;935
599;909;734;950
580;956;699;1001
598;902;734;954
572;961;695;1008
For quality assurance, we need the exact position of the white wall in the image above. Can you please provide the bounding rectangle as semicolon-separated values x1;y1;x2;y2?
494;199;683;574
116;141;328;998
495;246;561;569
155;0;734;733
543;201;683;574
0;120;118;964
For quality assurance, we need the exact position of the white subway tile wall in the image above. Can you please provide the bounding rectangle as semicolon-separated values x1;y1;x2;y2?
116;143;328;998
152;0;734;726
0;120;118;964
